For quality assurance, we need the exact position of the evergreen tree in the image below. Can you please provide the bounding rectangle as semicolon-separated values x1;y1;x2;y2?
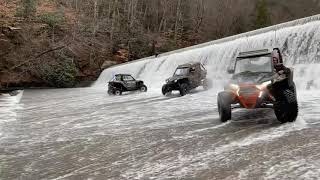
16;0;37;18
254;0;271;29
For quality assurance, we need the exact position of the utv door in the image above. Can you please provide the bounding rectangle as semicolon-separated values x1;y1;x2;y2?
122;75;137;90
200;64;207;79
190;65;201;87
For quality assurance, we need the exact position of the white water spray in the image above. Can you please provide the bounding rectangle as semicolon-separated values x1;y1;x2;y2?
94;15;320;92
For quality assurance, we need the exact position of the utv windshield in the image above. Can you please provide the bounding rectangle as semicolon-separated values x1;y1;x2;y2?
174;67;189;76
110;75;121;81
235;56;272;74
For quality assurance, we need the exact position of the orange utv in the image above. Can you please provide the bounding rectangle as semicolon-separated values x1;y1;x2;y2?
217;49;298;123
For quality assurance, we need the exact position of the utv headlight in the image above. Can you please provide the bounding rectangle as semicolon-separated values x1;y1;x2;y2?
229;84;240;96
256;81;272;90
229;84;239;90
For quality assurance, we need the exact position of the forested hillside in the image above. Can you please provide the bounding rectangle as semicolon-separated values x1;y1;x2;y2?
1;0;320;88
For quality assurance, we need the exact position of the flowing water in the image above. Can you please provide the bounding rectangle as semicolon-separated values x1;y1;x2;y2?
1;15;320;180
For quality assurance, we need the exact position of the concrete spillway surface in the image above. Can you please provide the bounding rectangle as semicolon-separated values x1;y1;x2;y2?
1;15;320;179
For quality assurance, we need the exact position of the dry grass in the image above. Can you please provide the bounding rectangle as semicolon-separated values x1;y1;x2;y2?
0;0;19;18
0;0;75;24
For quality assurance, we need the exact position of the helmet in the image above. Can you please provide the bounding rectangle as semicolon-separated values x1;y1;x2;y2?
272;48;283;66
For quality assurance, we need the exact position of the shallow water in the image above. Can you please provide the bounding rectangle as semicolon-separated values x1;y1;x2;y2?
0;89;319;180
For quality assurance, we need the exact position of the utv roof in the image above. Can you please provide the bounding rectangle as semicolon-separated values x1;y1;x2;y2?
115;74;132;76
177;62;200;68
237;49;272;59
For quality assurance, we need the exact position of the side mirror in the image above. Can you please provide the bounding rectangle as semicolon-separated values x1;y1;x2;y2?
227;68;235;74
190;68;195;73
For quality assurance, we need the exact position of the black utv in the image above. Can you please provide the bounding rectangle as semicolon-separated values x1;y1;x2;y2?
217;48;298;123
108;74;147;95
0;88;21;96
162;62;211;96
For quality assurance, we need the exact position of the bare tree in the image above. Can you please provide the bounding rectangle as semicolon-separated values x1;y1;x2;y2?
174;0;182;42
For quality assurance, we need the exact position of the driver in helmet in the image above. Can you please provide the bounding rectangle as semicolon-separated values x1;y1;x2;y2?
272;48;291;83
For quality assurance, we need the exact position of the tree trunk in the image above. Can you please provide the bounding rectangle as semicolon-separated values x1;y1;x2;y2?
52;25;55;43
158;0;168;32
93;0;98;36
174;0;182;42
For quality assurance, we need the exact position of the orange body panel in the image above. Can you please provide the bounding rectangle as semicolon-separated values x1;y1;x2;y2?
233;84;262;109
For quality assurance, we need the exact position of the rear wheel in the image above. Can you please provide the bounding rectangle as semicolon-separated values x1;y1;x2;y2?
114;89;122;96
140;85;147;92
179;83;189;96
107;90;113;95
274;87;298;123
217;92;232;122
162;85;171;96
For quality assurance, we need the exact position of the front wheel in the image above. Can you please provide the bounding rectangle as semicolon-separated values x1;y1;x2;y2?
179;83;189;96
114;89;122;96
274;88;298;123
217;92;232;122
140;85;147;92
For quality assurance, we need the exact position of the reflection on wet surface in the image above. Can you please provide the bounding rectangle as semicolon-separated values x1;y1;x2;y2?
0;89;319;179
